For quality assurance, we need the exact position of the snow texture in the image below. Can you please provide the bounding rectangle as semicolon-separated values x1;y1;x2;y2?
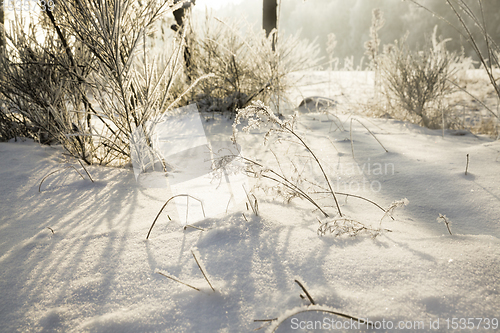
1;71;499;332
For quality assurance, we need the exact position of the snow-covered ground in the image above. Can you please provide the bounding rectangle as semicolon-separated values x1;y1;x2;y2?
1;71;499;332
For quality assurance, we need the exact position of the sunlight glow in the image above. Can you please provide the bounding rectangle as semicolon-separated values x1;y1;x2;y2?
196;0;244;10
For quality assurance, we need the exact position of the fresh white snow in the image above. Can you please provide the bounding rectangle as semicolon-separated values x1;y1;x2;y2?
1;71;499;332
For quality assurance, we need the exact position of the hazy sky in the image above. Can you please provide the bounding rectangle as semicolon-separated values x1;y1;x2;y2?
192;0;500;66
4;0;499;66
197;0;244;10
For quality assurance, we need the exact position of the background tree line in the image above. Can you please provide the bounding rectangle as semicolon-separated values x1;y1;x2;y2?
209;0;500;67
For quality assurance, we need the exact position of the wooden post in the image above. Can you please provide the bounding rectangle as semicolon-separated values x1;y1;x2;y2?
263;0;277;50
0;2;5;51
0;2;5;82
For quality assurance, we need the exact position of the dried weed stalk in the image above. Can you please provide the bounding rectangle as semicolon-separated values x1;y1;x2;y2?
317;198;408;238
437;214;453;235
231;101;342;217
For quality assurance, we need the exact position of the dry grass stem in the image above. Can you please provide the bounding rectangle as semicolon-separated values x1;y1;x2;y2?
465;153;470;175
437;214;453;235
243;184;259;216
350;118;388;159
77;159;94;182
39;165;87;192
147;194;205;239
183;225;205;231
313;191;394;219
191;249;215;292
157;271;200;292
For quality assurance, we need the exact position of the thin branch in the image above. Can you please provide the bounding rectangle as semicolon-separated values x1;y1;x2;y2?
294;279;316;305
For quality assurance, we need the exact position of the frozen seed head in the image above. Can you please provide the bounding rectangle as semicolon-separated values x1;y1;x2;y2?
232;101;283;143
393;198;409;207
437;214;451;224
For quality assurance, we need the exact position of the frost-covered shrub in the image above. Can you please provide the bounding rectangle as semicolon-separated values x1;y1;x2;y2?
443;0;500;138
395;0;500;136
0;99;38;142
380;29;457;129
58;0;195;165
0;1;201;164
0;13;94;160
188;15;320;113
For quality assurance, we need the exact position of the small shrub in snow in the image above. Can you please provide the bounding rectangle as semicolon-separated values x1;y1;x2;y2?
408;1;500;107
0;0;211;165
188;15;320;114
380;28;457;129
0;12;95;159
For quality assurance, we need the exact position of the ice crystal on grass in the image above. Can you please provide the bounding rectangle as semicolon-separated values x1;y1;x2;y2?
317;217;381;238
317;197;409;238
232;100;345;217
231;100;283;143
381;198;409;222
